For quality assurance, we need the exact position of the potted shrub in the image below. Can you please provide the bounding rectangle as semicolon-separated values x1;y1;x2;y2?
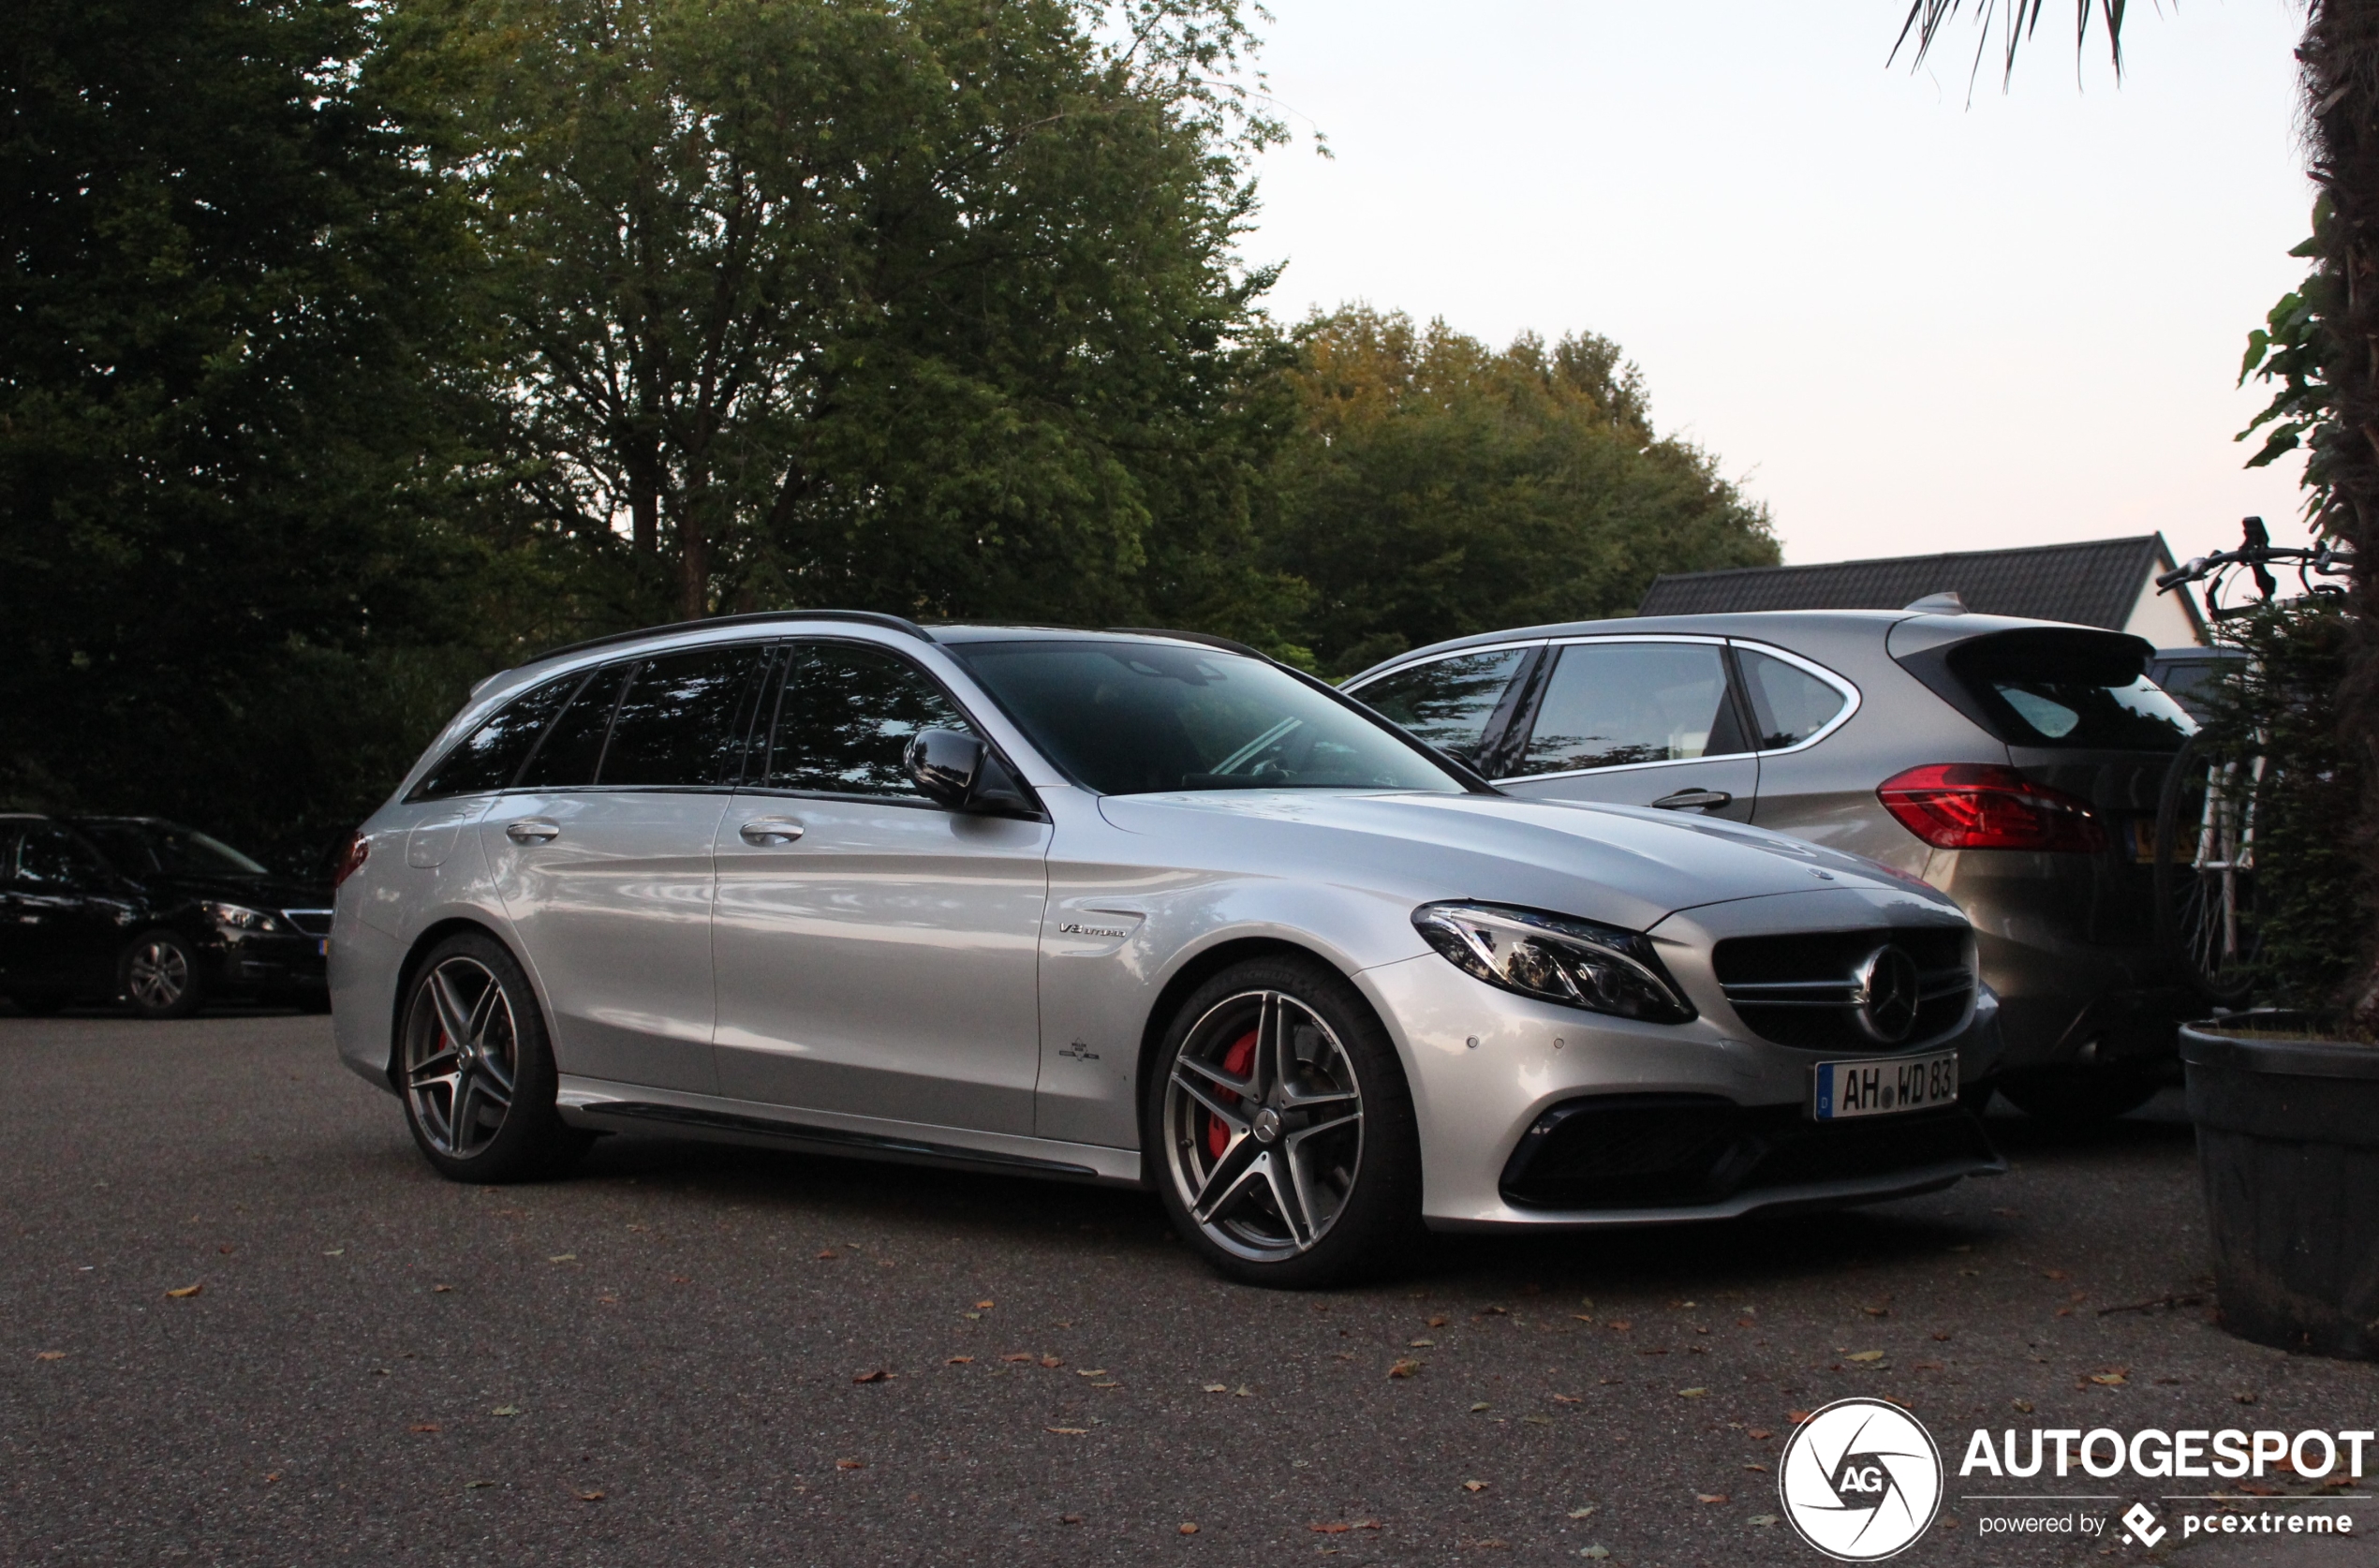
2175;600;2379;1357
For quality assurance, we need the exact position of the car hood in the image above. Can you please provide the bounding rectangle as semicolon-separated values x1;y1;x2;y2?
137;872;332;911
1096;791;1957;933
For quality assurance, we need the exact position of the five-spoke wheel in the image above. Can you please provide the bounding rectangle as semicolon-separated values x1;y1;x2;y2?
397;932;588;1182
1149;957;1420;1287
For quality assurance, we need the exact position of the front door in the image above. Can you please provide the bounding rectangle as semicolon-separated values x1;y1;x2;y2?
479;643;766;1093
1492;638;1760;818
8;821;125;996
711;639;1049;1134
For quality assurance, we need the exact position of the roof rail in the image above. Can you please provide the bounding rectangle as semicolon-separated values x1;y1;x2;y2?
1103;626;1271;661
525;608;934;667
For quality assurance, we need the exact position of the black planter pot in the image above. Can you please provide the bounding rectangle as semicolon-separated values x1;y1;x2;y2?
2180;1013;2379;1359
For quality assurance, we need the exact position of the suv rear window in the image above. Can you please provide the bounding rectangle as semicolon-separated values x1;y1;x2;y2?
1918;629;2195;752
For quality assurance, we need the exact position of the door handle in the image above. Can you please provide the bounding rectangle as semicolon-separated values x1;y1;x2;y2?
1650;789;1732;812
505;818;561;844
739;818;805;846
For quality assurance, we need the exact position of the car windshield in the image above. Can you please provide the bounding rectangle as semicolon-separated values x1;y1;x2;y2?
950;641;1470;796
78;820;270;878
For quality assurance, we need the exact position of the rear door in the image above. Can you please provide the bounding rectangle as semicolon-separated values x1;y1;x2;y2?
711;639;1049;1134
1493;637;1758;819
479;643;769;1093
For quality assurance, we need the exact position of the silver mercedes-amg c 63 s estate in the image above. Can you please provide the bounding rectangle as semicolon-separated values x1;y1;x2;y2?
331;612;2006;1286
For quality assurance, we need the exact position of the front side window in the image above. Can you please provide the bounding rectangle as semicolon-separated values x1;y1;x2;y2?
951;641;1468;796
411;671;585;801
1736;648;1850;750
1515;642;1747;777
74;820;267;878
761;643;975;799
1348;648;1528;768
515;664;629;791
598;644;766;789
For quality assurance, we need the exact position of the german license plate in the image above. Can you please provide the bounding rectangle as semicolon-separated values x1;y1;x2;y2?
1811;1050;1959;1120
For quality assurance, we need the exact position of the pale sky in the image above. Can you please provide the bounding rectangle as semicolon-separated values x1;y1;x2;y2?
1241;0;2317;568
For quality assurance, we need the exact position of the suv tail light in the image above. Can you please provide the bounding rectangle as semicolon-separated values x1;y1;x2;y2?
332;829;371;889
1876;764;2107;852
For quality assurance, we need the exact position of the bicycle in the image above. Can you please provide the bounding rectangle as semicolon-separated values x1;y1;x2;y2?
2149;517;2352;1002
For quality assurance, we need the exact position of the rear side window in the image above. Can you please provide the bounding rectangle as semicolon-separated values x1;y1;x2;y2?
17;824;106;889
598;644;767;789
1513;642;1748;777
1736;649;1849;750
410;672;584;801
516;664;629;790
1349;649;1527;767
1936;632;2195;752
761;642;975;799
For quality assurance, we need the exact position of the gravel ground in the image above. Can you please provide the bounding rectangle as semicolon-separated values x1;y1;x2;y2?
3;1008;2375;1567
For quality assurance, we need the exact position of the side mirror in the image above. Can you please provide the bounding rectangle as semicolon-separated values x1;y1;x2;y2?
906;729;1035;815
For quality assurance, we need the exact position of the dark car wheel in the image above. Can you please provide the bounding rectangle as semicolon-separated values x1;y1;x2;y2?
1146;955;1423;1289
121;930;204;1019
398;932;590;1183
1995;1065;2163;1126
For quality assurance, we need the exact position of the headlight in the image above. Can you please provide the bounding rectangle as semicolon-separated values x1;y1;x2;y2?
1413;901;1694;1024
201;900;279;932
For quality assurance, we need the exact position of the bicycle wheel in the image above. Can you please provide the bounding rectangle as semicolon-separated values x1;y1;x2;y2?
2153;733;2260;1004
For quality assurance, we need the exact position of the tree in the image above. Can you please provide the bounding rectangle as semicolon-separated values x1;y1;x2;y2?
0;0;481;869
384;0;1293;631
1267;307;1780;674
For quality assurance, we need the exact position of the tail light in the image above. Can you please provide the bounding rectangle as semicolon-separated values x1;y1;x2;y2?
332;829;371;889
1876;764;2107;853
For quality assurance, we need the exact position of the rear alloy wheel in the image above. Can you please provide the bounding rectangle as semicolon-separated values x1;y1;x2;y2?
398;933;588;1182
1149;957;1421;1288
121;930;203;1019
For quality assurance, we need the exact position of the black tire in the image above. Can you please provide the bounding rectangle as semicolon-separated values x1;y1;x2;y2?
396;931;590;1183
1995;1065;2162;1126
8;989;68;1016
1145;954;1423;1289
2153;734;2259;1005
120;929;205;1019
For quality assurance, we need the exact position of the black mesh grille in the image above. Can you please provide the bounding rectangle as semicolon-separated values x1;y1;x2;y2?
1713;927;1973;1053
1499;1095;1996;1210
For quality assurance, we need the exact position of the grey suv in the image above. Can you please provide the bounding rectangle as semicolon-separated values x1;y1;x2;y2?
1345;609;2198;1122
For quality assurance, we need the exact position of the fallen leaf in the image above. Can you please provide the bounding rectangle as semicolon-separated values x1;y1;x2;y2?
814;1250;836;1260
2236;1391;2258;1405
669;1275;690;1284
1002;1353;1038;1364
1931;1331;1953;1342
1606;1321;1631;1332
1481;1306;1509;1316
547;1253;575;1264
1090;1380;1120;1388
1409;1338;1436;1348
1551;1394;1581;1404
1566;1506;1598;1518
1787;1409;1812;1424
2012;1398;2035;1414
465;1480;495;1490
1177;1523;1198;1535
2088;1371;2127;1386
323;1249;345;1257
597;1294;618;1304
408;1423;440;1433
851;1369;894;1384
1742;1463;1768;1472
1232;1384;1252;1397
2238;1481;2281;1497
491;1405;521;1417
218;1245;234;1254
1203;1382;1229;1392
1045;1427;1091;1435
35;1351;65;1361
2041;1268;2068;1280
576;1490;605;1502
1846;1351;1885;1364
1462;1480;1487;1492
1041;1356;1063;1368
1636;1347;1669;1356
1387;1359;1422;1379
165;1283;202;1299
433;1285;452;1294
1572;1314;1597;1324
1580;1549;1610;1561
1426;1315;1449;1327
1060;1514;1084;1525
1678;1387;1708;1398
1522;1414;1552;1426
975;1299;995;1309
1914;1361;1944;1371
1697;1492;1729;1504
1749;1514;1780;1527
1862;1306;1889;1317
1470;1401;1491;1413
835;1458;865;1471
1076;1368;1109;1377
1748;1428;1773;1440
945;1355;975;1365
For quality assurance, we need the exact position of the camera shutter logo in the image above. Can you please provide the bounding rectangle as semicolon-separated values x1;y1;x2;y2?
1778;1397;1943;1561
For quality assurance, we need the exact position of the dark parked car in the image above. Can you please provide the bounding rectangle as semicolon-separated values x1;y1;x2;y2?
0;815;332;1018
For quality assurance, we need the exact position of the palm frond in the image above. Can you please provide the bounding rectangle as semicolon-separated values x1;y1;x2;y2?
1892;1;2135;89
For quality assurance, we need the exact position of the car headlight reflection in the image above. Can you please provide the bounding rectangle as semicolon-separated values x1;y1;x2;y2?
1412;901;1694;1024
201;900;280;933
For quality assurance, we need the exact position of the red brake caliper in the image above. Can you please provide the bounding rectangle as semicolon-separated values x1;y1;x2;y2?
1204;1028;1259;1160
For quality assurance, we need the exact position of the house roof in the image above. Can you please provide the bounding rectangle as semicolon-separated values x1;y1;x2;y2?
1638;534;2199;635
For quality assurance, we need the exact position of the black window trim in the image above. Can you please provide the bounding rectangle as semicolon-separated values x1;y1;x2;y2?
1723;638;1863;757
741;633;1048;819
1343;641;1546;781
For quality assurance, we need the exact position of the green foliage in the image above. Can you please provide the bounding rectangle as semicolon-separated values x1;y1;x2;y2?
2195;601;2370;1015
2237;229;2342;531
0;0;490;870
1267;308;1781;675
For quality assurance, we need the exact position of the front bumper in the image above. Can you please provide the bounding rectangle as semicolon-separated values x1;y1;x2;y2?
204;929;329;996
1356;886;2007;1230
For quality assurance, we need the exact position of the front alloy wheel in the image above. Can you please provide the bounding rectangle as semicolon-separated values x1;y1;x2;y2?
1150;957;1421;1287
